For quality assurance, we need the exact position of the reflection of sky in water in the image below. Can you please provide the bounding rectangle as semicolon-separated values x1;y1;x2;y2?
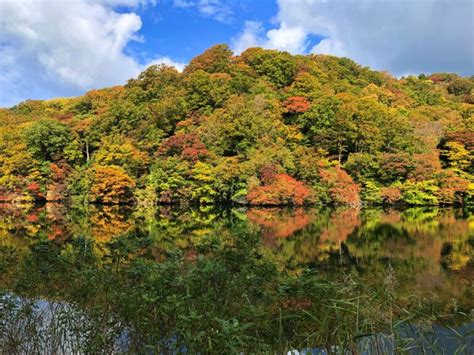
1;294;130;354
3;294;472;354
290;324;474;354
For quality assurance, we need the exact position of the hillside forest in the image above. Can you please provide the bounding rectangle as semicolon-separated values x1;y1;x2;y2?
0;44;473;206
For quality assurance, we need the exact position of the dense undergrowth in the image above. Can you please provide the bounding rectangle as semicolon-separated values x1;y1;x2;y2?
0;44;473;206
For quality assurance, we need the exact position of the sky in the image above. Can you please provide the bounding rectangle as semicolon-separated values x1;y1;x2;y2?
0;0;473;107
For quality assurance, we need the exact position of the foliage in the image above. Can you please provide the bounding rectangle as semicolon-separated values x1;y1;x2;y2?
319;167;361;206
185;44;233;74
159;133;209;162
283;96;311;114
247;171;312;206
400;180;439;205
24;119;74;161
1;45;472;206
440;141;471;171
94;136;148;176
240;47;298;88
148;157;192;204
90;165;136;204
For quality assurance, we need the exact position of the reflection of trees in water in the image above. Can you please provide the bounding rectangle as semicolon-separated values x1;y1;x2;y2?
0;203;75;270
441;241;474;271
245;206;473;307
0;204;473;352
344;207;473;269
137;206;237;261
0;203;137;243
1;204;471;274
319;208;361;247
90;205;133;243
249;208;361;271
0;294;125;354
341;207;474;311
246;208;314;240
0;204;471;271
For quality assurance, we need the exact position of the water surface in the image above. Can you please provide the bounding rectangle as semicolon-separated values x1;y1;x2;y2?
0;204;473;353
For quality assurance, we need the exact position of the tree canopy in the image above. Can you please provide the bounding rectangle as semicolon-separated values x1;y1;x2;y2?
1;45;472;206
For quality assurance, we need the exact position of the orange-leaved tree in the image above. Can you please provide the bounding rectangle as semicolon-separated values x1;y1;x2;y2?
247;165;312;205
90;165;136;204
283;96;311;114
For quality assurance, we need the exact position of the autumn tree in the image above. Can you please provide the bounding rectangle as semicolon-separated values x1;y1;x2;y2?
319;167;361;206
93;136;148;176
159;133;209;162
283;96;311;114
247;173;312;206
185;44;233;74
1;45;473;206
90;165;136;204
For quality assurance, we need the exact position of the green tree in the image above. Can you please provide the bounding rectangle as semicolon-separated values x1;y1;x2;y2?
126;64;182;102
148;157;192;204
447;78;473;96
401;180;438;205
24;119;73;161
184;70;231;114
240;48;298;88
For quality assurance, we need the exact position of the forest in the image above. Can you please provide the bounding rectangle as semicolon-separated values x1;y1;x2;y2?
0;44;473;207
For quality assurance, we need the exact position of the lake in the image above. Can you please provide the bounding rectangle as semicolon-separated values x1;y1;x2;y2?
0;204;473;353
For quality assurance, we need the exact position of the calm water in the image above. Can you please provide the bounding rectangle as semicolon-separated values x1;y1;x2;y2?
0;204;473;353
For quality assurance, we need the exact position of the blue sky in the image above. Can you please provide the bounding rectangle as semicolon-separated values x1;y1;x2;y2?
127;0;278;65
0;0;472;107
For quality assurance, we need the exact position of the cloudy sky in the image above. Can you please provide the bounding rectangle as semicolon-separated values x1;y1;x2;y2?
0;0;472;107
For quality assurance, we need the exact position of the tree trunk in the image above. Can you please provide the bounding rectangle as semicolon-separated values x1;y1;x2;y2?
86;141;90;163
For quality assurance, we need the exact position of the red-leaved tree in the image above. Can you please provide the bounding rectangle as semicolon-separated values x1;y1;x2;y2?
283;96;311;114
159;133;209;162
319;168;361;206
247;173;312;206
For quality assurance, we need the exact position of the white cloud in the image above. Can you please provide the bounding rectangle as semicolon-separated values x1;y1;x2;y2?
173;0;194;8
232;21;264;54
266;24;308;53
0;0;183;107
233;0;474;76
148;56;187;72
232;21;307;54
198;0;233;22
98;0;157;8
173;0;233;23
